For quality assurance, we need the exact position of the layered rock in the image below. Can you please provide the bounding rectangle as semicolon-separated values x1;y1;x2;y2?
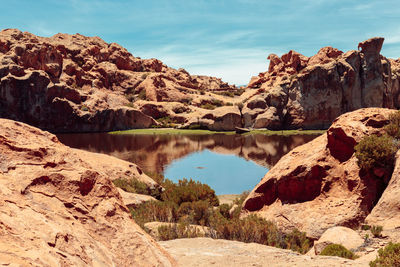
242;108;394;239
0;119;175;266
0;29;236;132
245;37;400;129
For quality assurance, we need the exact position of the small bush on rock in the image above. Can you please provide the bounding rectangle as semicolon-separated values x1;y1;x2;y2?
369;242;400;267
371;225;383;238
320;244;357;260
355;134;397;174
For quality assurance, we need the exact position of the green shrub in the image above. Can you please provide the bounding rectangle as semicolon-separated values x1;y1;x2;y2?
361;224;372;231
200;103;217;110
158;223;204;241
385;111;400;139
320;244;357;260
218;204;231;219
113;178;160;198
371;225;383;238
138;89;146;100
161;178;219;207
130;200;178;228
355;134;397;173
80;105;89;111
145;171;165;185
370;242;400;267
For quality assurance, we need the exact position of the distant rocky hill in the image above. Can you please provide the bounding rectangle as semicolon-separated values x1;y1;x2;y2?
244;37;400;129
1;29;399;132
0;29;239;132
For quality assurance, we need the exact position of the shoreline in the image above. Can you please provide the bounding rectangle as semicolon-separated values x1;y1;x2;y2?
109;128;326;136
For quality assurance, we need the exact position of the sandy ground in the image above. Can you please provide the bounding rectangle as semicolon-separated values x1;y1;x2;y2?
160;238;369;267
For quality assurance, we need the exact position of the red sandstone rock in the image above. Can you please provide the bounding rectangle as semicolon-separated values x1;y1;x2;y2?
0;119;175;266
242;108;393;239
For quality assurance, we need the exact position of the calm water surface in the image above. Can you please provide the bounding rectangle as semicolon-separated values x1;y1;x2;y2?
57;133;320;194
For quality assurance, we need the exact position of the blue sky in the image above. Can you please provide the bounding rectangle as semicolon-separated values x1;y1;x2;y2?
1;0;400;85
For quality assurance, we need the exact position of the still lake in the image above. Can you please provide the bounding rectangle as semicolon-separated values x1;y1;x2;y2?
57;133;320;195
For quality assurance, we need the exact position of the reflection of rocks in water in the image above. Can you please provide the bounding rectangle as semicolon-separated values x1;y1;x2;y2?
57;133;320;175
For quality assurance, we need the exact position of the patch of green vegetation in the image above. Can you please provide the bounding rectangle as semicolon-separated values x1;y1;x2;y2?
320;244;357;260
130;178;312;254
355;134;397;172
112;178;160;198
110;128;325;136
355;110;400;179
138;89;146;100
370;242;400;267
243;129;326;136
153;116;177;128
371;225;383;238
80;105;89;112
110;128;236;135
158;223;204;241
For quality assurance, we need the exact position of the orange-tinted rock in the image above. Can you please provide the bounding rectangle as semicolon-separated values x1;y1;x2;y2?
0;29;235;132
245;37;400;130
242;108;393;239
0;119;175;266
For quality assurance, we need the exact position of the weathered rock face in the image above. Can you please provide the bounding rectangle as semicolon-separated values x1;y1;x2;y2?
246;37;400;129
0;29;236;132
242;108;393;239
0;119;175;266
365;150;400;229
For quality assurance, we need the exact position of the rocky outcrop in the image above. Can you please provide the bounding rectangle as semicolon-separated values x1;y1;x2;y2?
0;118;175;266
242;108;394;239
0;29;236;132
245;37;400;129
365;150;400;229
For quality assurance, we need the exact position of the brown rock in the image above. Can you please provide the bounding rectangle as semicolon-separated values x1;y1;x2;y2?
242;108;393;239
0;29;235;132
246;37;400;130
0;119;175;266
311;226;364;255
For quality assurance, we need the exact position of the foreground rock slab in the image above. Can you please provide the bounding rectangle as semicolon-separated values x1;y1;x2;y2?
242;108;393;239
160;237;367;267
0;119;174;266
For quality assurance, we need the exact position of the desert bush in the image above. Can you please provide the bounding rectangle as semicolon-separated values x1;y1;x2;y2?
284;229;312;254
138;89;146;100
320;244;357;260
158;223;204;241
200;103;217;110
355;134;397;173
161;178;219;207
218;204;231;219
361;224;372;231
371;225;383;238
369;242;400;267
385;111;400;139
145;171;165;185
130;200;178;228
113;178;148;194
177;200;212;226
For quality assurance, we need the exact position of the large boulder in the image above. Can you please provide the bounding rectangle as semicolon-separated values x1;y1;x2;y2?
311;226;364;255
242;108;393;239
245;37;400;130
0;119;175;266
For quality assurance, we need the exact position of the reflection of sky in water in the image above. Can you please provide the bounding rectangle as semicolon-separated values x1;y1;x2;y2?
164;149;269;195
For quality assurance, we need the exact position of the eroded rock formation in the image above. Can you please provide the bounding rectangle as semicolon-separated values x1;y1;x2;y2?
245;37;400;129
0;29;237;132
0;119;175;266
242;108;394;239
